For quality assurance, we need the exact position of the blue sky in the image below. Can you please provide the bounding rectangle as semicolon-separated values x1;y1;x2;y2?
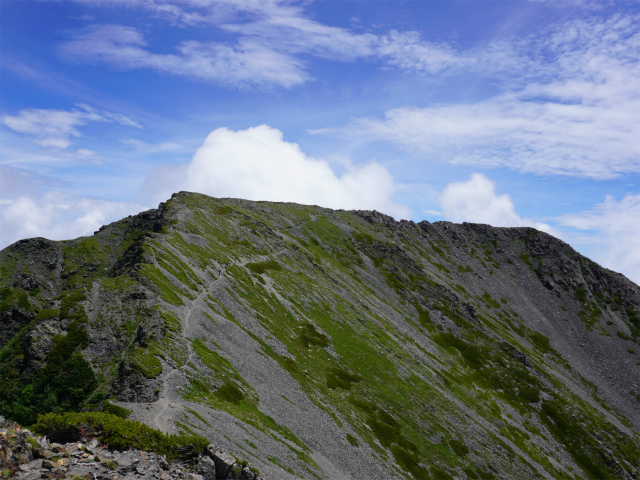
1;0;639;283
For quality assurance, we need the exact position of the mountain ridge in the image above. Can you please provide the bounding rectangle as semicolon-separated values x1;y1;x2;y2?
1;191;639;479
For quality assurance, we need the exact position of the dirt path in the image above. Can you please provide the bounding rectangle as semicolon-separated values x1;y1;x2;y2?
151;281;211;430
149;224;300;431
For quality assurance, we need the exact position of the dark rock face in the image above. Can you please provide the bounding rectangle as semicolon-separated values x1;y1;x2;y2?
0;306;34;348
1;192;639;480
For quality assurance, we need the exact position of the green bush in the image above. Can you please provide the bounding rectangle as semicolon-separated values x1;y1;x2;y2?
617;331;631;341
0;306;98;425
246;260;281;275
346;433;359;446
431;466;454;479
326;367;361;390
433;333;488;369
214;382;245;404
299;323;330;348
349;396;376;414
449;439;469;456
34;412;208;461
574;284;588;303
102;401;131;419
35;308;59;321
529;332;551;354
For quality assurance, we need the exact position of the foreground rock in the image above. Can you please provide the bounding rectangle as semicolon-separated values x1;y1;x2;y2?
0;416;265;480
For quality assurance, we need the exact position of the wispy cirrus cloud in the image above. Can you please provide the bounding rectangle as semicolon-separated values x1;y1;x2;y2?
318;14;640;179
2;103;140;150
59;24;309;88
57;0;521;87
119;138;183;154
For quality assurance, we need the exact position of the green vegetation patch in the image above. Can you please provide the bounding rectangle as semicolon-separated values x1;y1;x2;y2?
626;307;640;339
540;399;620;479
139;264;185;306
578;301;602;330
34;412;207;461
519;252;533;268
528;332;551;354
215;381;245;404
481;292;501;309
102;401;132;419
0;291;97;425
35;308;59;321
326;367;362;390
574;284;588;303
246;260;282;275
359;404;427;479
299;322;330;348
449;439;469;457
0;286;32;313
433;333;489;370
129;347;162;379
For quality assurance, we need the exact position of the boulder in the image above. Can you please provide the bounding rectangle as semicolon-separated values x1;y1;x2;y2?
212;450;236;479
235;466;257;480
196;455;216;480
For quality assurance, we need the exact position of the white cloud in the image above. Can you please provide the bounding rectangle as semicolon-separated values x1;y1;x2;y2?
120;138;183;153
319;14;640;179
0;165;68;200
0;192;145;249
60;24;308;88
2;104;140;150
0;165;146;249
440;173;555;233
57;2;506;87
139;124;409;218
439;174;640;284
556;194;640;284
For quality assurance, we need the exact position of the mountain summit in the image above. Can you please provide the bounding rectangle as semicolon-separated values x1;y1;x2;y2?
1;191;639;479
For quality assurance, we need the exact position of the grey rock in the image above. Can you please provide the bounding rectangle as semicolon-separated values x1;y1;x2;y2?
235;466;257;480
196;455;216;480
212;450;236;479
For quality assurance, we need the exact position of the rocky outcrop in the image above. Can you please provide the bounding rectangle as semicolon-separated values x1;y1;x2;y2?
0;416;265;480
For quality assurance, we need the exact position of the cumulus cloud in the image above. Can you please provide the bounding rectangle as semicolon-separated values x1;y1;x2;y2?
321;14;640;179
0;165;146;249
2;104;140;150
139;125;409;218
0;192;146;249
439;174;640;284
440;173;555;233
556;194;640;284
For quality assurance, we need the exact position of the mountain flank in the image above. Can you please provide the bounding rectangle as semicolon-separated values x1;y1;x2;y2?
1;191;639;479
